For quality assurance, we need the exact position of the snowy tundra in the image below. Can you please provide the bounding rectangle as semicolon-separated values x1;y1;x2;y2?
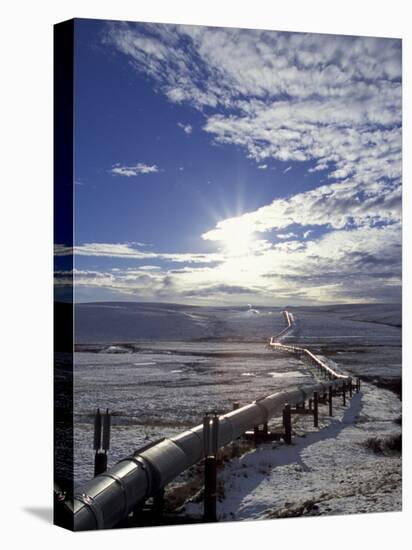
72;302;401;518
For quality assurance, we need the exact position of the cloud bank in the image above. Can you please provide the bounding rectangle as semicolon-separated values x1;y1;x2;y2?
66;23;403;305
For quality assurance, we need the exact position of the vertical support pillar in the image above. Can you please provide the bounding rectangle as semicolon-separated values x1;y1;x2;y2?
253;425;260;443
356;378;361;392
93;408;110;476
342;384;346;406
328;386;333;417
102;408;111;451
203;413;219;522
204;457;217;522
283;404;292;444
153;488;165;520
313;392;319;428
349;378;353;397
94;451;107;476
93;408;102;451
231;403;240;457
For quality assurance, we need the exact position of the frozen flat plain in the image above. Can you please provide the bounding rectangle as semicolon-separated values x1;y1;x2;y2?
73;302;401;517
74;342;311;486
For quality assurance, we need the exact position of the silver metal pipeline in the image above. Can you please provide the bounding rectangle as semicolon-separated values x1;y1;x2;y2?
269;310;349;381
72;378;346;530
72;310;350;530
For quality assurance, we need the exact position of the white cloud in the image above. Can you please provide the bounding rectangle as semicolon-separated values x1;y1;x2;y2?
56;222;401;305
283;166;292;174
86;24;402;305
177;122;193;134
110;162;159;177
107;24;401;195
54;242;222;264
202;177;401;242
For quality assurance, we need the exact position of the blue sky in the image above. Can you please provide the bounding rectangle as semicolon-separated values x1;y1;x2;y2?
55;19;402;305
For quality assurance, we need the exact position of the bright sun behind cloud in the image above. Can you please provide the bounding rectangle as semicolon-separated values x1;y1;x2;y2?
204;216;257;257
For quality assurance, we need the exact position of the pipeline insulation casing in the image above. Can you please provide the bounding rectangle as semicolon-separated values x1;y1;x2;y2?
72;312;350;530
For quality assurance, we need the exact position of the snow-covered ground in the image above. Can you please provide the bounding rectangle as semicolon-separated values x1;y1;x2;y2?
183;381;401;519
73;343;313;486
71;302;402;516
75;303;286;343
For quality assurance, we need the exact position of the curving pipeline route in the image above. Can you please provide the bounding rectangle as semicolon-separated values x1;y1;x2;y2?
269;310;349;381
70;310;353;530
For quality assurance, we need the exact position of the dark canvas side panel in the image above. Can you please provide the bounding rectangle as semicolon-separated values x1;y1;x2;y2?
53;18;75;531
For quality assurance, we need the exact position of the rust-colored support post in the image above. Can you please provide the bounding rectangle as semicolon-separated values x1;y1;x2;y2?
328;386;333;416
283;404;292;444
313;392;319;427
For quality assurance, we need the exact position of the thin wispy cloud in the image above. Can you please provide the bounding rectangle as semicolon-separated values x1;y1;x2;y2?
110;162;160;177
55;242;222;264
283;166;292;174
177;122;193;134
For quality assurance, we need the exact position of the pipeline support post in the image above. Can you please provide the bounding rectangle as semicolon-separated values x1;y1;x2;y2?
356;378;361;393
342;383;346;406
93;408;111;476
328;386;333;417
153;488;165;520
203;412;219;522
231;403;240;457
313;391;319;428
349;378;353;397
283;404;292;444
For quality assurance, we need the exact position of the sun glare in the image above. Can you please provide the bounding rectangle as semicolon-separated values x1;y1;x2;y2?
218;219;256;257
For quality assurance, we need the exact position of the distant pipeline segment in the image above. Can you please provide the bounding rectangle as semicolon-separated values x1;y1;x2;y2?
69;311;351;530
